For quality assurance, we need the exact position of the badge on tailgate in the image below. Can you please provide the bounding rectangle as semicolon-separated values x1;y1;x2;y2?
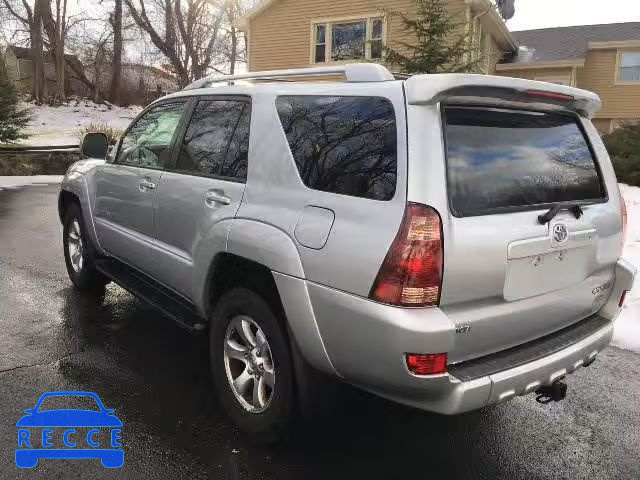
551;222;569;247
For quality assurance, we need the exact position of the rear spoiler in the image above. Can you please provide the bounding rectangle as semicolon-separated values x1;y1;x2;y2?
404;74;601;118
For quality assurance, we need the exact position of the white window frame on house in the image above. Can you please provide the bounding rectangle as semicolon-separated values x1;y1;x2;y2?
533;74;572;86
615;50;640;84
310;14;386;65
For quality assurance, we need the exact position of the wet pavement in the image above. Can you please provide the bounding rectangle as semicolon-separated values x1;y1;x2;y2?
1;184;639;479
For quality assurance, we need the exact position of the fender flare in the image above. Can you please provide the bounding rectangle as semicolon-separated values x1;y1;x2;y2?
227;219;305;278
204;219;336;375
60;173;104;255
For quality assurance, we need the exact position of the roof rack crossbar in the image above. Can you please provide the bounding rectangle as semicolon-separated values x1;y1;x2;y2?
183;63;395;90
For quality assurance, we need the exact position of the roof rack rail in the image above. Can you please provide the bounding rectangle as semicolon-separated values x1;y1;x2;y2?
183;63;395;90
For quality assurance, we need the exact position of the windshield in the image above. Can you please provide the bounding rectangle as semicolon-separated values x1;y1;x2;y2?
443;106;606;217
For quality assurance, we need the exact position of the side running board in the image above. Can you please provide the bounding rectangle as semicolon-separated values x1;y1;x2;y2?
95;258;206;332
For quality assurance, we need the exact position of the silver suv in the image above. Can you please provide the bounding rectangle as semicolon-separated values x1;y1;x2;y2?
59;64;636;441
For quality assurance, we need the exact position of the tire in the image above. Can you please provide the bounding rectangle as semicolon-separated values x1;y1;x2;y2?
62;203;108;292
210;288;295;443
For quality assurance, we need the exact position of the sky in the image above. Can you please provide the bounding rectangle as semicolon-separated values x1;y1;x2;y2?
505;0;640;31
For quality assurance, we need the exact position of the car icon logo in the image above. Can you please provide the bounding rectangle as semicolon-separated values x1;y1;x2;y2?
552;223;568;245
15;391;123;468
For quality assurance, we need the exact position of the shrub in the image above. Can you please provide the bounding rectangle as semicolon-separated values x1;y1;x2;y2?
0;57;31;143
602;124;640;187
75;122;124;145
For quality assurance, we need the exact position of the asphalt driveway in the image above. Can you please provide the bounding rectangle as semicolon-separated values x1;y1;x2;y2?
1;184;639;479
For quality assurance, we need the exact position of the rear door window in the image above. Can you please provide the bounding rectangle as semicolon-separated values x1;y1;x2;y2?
175;99;250;182
443;106;606;217
276;95;397;201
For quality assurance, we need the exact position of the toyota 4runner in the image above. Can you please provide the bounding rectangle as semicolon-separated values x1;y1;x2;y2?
59;63;636;441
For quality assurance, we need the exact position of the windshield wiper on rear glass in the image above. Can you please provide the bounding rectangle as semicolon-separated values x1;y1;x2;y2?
537;203;584;224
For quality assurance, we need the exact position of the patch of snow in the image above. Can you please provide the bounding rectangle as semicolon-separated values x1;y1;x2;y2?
612;183;640;352
0;175;63;190
20;98;142;147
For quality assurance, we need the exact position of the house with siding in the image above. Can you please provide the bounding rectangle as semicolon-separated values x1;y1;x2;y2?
496;22;640;134
238;3;640;135
237;0;517;75
2;45;88;97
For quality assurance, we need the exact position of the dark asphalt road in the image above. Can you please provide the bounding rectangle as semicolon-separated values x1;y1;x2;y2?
1;184;639;479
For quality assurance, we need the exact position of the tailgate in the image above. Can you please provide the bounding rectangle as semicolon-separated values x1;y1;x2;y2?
404;77;623;363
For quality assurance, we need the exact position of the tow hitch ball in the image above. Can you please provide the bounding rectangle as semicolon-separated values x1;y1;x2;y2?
535;380;567;404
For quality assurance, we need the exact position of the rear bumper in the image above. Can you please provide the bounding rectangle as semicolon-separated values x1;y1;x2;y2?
307;259;635;414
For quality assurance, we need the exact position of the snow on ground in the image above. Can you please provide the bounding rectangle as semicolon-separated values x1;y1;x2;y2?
20;98;142;146
612;183;640;352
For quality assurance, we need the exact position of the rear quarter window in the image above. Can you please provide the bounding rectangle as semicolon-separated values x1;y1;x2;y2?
443;106;606;217
276;95;397;201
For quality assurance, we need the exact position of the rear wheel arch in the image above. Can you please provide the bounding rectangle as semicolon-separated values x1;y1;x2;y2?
205;253;286;330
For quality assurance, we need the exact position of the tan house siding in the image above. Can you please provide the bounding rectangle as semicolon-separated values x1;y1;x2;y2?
498;48;640;133
577;48;640;120
497;66;573;82
592;118;613;135
246;0;470;72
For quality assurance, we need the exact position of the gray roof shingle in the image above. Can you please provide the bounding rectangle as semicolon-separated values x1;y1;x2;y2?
503;22;640;64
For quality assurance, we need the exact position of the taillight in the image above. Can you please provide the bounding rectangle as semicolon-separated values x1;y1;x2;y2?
619;290;628;308
524;89;574;102
370;203;443;307
620;191;628;255
406;353;447;375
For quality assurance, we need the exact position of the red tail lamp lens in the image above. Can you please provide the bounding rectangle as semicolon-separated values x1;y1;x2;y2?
620;192;628;255
524;89;574;101
406;353;448;375
370;203;443;307
619;290;628;308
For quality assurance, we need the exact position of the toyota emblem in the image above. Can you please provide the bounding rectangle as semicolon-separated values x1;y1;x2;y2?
553;223;568;244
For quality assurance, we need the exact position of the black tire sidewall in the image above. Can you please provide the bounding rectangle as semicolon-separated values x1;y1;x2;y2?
210;288;294;442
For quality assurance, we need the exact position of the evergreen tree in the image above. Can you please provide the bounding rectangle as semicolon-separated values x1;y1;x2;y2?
384;0;482;74
0;56;31;143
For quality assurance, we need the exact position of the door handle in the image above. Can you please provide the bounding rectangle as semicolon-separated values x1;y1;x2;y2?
138;178;157;192
205;190;231;206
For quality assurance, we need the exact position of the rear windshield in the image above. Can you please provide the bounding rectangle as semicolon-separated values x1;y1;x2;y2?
443;106;606;217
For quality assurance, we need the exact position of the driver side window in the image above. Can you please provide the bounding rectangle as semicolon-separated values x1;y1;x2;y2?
116;101;186;169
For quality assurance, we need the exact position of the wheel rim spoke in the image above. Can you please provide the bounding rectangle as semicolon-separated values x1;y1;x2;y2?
225;338;248;362
233;368;252;397
238;318;257;347
252;376;263;408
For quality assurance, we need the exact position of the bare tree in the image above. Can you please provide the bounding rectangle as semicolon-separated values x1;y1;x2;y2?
109;0;122;103
40;0;69;101
123;0;226;87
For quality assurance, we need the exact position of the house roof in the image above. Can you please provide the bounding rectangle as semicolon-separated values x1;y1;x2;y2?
5;45;82;68
505;22;640;64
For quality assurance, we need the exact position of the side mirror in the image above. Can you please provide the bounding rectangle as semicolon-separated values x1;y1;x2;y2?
23;409;34;414
105;409;115;415
80;132;109;159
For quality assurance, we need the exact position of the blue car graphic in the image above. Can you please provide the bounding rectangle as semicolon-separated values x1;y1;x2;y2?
15;391;123;468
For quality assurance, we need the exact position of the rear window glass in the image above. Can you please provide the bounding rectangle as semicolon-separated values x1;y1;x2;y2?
443;107;606;217
276;95;397;201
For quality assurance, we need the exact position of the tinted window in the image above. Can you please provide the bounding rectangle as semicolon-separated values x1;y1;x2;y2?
443;107;606;217
276;96;397;200
117;102;185;168
175;99;250;181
